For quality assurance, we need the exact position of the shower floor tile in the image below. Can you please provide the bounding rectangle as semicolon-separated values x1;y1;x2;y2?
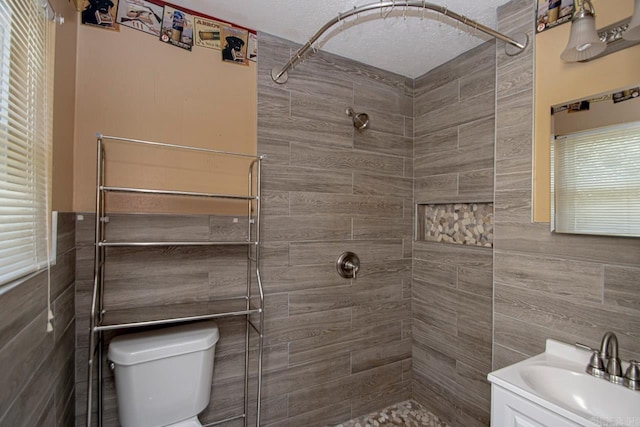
333;400;450;427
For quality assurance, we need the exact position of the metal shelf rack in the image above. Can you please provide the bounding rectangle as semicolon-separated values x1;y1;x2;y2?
86;134;264;427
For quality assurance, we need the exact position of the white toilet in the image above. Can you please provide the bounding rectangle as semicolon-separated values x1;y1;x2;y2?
108;320;220;427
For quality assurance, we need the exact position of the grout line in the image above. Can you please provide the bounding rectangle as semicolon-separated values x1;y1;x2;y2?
350;217;354;240
601;265;605;304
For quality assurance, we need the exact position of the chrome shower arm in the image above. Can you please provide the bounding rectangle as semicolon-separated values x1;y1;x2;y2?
270;0;529;83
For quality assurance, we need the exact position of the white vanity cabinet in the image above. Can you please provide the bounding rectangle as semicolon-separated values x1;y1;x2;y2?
491;385;583;427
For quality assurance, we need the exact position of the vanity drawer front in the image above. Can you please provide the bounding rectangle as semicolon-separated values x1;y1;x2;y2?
491;385;583;427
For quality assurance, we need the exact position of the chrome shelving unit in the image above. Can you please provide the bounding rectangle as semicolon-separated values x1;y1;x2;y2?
86;134;264;427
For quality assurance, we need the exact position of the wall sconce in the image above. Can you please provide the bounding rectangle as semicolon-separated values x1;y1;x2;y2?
561;0;640;62
560;0;605;61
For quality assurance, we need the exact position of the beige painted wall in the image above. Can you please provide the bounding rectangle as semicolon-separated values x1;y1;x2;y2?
73;24;257;214
51;0;78;212
534;0;640;221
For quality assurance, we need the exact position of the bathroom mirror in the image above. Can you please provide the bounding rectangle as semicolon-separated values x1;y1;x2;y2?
550;84;640;237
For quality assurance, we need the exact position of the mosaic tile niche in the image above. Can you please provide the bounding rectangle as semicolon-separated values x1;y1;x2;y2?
422;203;494;247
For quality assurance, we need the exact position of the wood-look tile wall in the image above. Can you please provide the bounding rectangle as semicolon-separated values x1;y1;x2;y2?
493;0;640;368
257;33;414;427
414;41;496;205
0;213;76;427
411;41;496;427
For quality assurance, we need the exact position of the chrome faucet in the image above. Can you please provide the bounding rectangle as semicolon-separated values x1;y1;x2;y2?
600;331;624;383
577;332;640;391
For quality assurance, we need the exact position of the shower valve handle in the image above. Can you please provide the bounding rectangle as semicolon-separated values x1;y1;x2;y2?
345;260;358;279
337;252;360;279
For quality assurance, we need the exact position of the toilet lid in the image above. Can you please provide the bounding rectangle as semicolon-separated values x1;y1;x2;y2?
108;320;219;365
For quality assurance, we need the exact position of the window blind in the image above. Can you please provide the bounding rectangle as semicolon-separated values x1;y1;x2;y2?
551;121;640;237
0;0;55;286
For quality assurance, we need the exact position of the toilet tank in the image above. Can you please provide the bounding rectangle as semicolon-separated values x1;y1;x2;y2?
108;321;220;427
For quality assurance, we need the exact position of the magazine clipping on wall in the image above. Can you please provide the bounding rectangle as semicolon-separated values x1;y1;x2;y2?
612;87;640;104
248;33;258;62
116;0;163;36
81;0;120;30
160;5;194;51
589;94;612;104
194;17;228;50
536;0;574;33
220;26;249;65
553;93;614;114
567;100;590;113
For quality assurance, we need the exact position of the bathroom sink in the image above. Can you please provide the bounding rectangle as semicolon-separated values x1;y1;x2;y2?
488;340;640;426
521;364;639;420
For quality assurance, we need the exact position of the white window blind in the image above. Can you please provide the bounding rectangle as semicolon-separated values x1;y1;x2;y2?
551;121;640;237
0;0;55;286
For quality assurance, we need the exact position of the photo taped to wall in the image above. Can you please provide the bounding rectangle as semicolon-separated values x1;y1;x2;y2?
81;0;120;31
613;87;640;104
160;5;194;51
116;0;163;36
221;26;249;65
194;17;228;50
248;33;258;62
536;0;574;32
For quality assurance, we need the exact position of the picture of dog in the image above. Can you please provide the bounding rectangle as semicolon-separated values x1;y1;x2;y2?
222;36;245;63
82;0;116;28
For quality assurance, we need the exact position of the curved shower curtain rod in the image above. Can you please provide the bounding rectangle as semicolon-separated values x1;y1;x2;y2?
271;0;529;83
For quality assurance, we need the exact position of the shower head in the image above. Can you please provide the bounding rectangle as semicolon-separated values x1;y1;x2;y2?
346;107;369;130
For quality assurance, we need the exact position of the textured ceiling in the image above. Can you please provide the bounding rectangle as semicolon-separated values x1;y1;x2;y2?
172;0;516;78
